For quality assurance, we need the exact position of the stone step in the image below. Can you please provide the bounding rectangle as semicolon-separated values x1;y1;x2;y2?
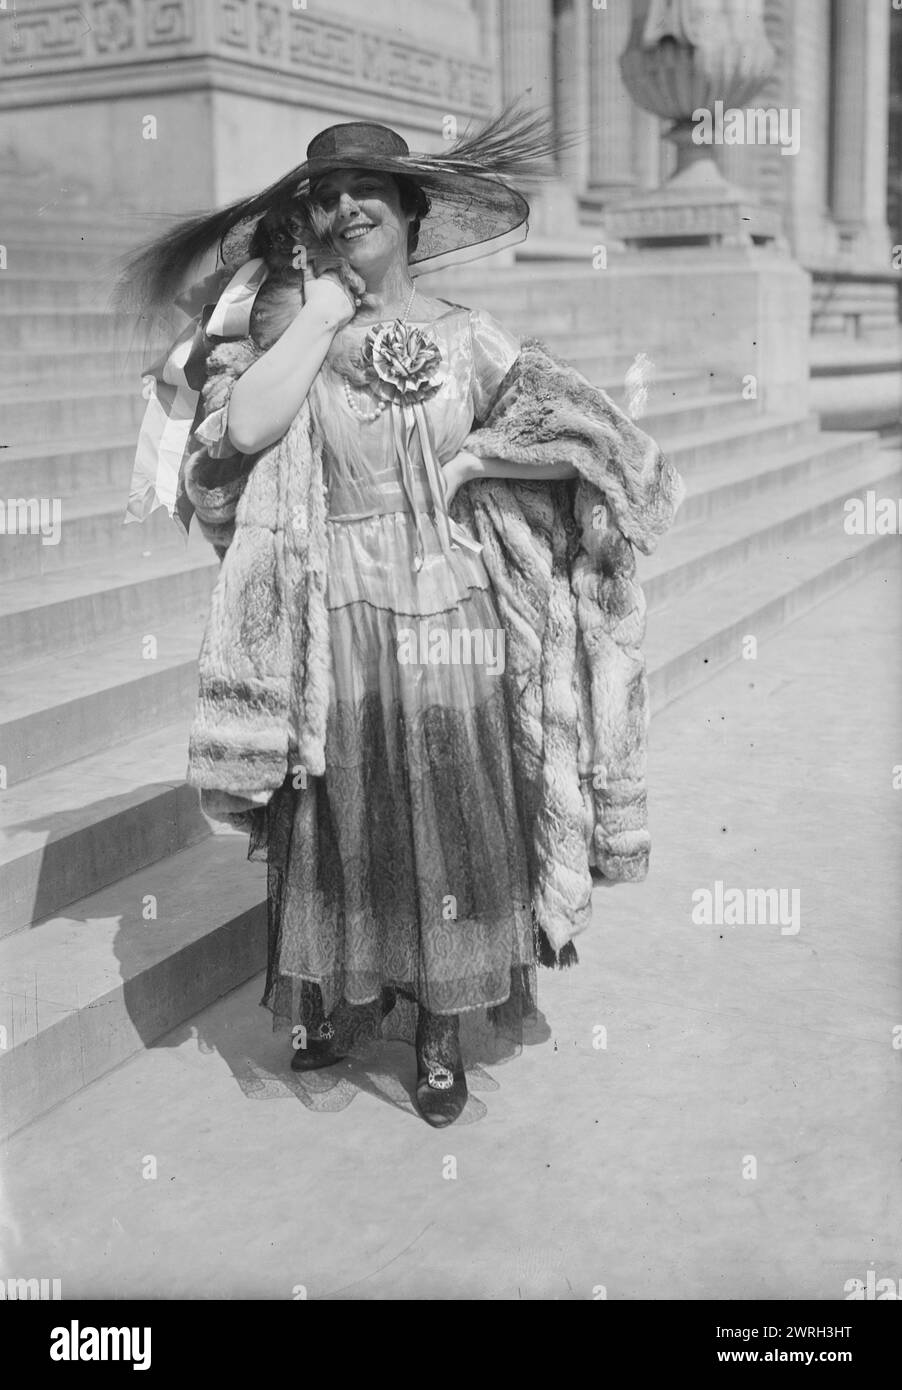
0;381;146;444
815;311;900;336
579;365;718;402
811;279;900;307
430;263;611;293
0;273;121;311
676;429;876;526
659;411;818;473
647;518;897;713
0;612;205;784
643;445;902;602
0;543;216;665
0;206;159;238
0;833;267;1141
0;347;155;390
633;390;755;438
2;307;145;352
0;490;186;581
0;243;134;279
0;715;212;939
0;434;137;500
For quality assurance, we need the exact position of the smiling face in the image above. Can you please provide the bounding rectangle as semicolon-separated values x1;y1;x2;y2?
310;168;413;284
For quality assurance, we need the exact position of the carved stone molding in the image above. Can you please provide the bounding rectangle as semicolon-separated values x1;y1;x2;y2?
0;0;492;113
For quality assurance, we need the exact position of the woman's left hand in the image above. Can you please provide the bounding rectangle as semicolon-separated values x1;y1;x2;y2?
441;449;479;507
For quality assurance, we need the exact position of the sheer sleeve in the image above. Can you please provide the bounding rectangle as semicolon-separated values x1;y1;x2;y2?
469;309;521;426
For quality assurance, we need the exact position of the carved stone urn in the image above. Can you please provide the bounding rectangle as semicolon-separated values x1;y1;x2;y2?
621;0;775;177
609;0;782;246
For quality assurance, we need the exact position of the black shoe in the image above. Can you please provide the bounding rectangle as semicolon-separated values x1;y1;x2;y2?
415;1008;468;1127
290;1015;348;1071
290;987;397;1072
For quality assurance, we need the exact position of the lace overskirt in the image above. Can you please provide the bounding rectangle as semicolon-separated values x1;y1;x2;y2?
247;503;539;1057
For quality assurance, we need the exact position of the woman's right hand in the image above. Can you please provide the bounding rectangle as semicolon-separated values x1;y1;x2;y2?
302;267;360;331
227;267;361;455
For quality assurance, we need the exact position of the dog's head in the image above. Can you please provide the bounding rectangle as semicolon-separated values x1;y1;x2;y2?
247;195;365;350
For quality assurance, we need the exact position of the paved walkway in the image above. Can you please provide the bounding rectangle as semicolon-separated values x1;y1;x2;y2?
3;555;901;1300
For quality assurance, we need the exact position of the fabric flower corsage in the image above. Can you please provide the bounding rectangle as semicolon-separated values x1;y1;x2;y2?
361;320;443;405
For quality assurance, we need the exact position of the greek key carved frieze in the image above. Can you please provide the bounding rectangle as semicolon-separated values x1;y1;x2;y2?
288;16;356;75
92;0;135;54
1;5;89;64
146;0;193;46
0;0;492;112
217;0;250;49
1;0;194;65
255;2;283;61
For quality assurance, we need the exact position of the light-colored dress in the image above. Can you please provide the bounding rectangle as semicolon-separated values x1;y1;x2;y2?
243;305;536;1048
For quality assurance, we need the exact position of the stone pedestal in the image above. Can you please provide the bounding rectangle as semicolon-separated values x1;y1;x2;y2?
595;248;811;417
604;158;783;249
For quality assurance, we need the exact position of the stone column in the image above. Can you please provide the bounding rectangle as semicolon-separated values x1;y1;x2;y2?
774;0;833;264
586;0;637;196
831;0;892;263
498;0;553;114
497;0;582;240
553;0;591;190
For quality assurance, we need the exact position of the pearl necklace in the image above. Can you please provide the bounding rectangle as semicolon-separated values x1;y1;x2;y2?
342;283;417;422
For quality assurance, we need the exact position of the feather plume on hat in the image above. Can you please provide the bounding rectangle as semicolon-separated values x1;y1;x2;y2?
112;105;563;320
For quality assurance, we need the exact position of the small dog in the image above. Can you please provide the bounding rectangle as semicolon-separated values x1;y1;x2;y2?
247;195;366;350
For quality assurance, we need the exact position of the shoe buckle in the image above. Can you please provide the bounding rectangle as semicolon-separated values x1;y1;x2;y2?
317;1019;335;1042
427;1062;454;1091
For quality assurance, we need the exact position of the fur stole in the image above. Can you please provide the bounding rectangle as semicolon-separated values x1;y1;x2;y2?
454;340;684;954
184;340;331;794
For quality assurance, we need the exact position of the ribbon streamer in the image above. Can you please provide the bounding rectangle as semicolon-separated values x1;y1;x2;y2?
388;397;483;572
124;258;270;528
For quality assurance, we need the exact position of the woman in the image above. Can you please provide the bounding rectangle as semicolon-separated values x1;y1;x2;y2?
120;113;683;1128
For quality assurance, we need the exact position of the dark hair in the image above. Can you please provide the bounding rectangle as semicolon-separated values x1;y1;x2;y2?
394;175;431;255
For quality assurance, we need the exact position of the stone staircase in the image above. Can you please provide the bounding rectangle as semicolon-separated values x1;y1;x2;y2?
2;216;900;1140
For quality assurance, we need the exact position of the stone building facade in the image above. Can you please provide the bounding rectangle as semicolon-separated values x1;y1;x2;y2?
0;0;897;285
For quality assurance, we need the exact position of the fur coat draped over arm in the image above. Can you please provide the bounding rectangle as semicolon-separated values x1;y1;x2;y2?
451;340;684;958
183;331;684;963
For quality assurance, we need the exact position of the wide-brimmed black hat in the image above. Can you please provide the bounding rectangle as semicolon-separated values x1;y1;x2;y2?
288;117;530;271
115;106;557;315
223;107;556;275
